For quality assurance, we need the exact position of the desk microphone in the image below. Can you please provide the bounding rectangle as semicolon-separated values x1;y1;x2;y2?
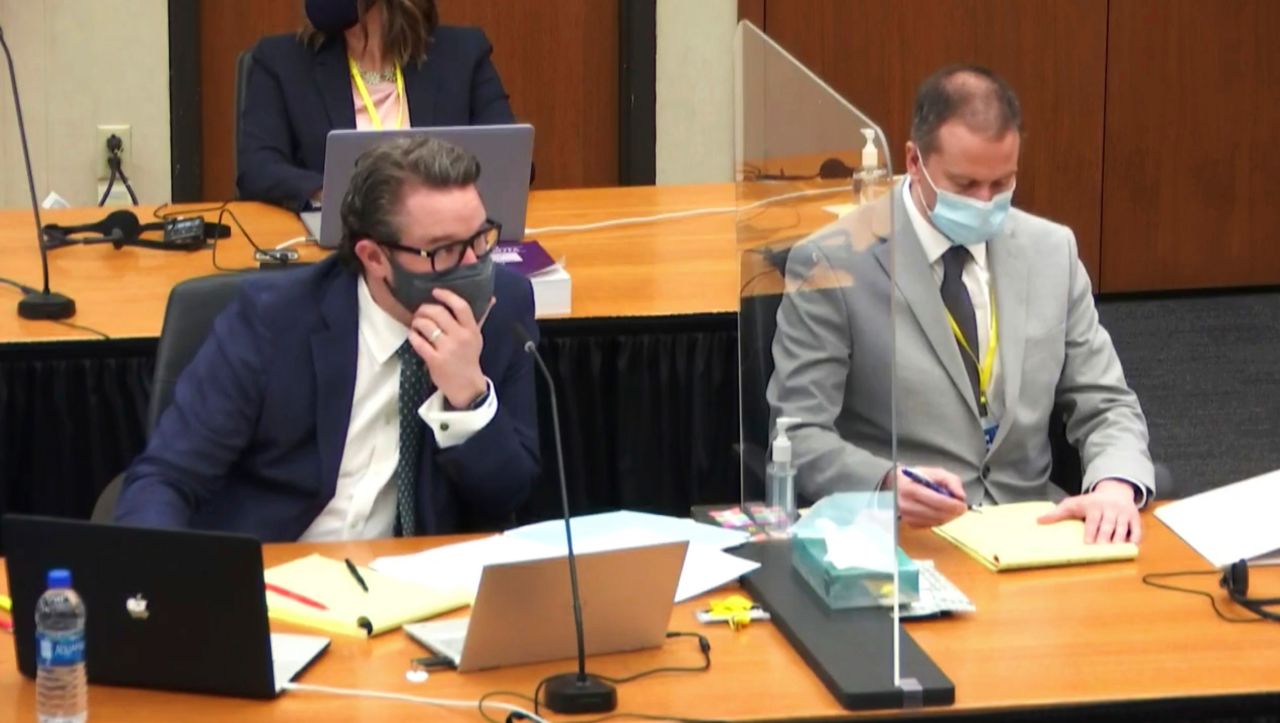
513;322;618;714
0;26;74;320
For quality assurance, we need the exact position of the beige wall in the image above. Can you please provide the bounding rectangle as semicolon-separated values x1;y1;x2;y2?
0;0;170;209
655;0;735;185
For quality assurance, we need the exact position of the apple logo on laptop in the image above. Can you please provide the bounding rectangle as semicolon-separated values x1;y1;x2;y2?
126;594;150;620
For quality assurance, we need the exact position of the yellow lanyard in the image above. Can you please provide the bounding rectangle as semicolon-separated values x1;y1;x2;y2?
348;57;406;130
945;289;998;415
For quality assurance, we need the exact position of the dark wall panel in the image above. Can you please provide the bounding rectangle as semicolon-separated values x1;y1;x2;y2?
763;0;1107;283
198;1;302;201
739;0;765;29
1101;0;1280;291
441;0;619;190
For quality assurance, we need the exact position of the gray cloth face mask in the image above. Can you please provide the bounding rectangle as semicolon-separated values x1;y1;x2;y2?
384;254;495;323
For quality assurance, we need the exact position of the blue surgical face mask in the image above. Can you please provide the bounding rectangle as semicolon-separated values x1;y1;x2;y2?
916;160;1015;246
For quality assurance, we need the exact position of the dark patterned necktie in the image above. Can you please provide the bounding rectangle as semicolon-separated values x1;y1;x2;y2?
393;341;428;536
940;246;983;413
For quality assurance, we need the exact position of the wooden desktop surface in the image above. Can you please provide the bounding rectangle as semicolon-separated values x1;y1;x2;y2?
2;513;1277;721
0;182;852;344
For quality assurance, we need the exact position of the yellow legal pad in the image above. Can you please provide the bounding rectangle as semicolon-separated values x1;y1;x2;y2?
265;554;471;637
932;501;1138;572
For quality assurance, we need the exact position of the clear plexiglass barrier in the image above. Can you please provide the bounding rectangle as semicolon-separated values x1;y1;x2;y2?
733;18;907;689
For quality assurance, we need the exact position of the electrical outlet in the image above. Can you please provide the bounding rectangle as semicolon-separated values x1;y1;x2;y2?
96;124;132;181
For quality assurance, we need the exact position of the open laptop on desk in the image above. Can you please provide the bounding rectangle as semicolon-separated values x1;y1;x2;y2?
2;515;329;699
404;541;686;672
301;124;535;248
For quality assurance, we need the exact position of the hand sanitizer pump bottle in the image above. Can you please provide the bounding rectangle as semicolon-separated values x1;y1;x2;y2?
765;417;801;534
853;128;890;204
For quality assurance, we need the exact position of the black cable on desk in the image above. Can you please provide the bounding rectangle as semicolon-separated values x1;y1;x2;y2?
1142;570;1266;623
0;276;38;295
476;631;720;723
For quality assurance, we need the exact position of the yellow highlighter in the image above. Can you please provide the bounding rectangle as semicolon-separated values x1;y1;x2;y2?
0;593;11;613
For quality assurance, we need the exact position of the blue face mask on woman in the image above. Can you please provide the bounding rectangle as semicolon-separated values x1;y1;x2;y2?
917;160;1015;246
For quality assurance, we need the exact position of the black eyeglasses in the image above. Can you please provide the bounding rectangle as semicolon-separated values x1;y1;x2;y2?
378;219;501;272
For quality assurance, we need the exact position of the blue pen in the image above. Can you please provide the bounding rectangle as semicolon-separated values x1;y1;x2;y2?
901;467;982;513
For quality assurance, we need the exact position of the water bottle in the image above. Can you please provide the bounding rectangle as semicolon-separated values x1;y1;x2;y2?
35;568;87;723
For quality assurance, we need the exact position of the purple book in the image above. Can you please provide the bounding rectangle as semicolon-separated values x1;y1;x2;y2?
492;240;557;276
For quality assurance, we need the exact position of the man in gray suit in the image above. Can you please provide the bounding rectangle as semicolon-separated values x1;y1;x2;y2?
767;65;1152;544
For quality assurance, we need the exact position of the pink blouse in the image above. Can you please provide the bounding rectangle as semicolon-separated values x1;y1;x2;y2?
353;79;407;130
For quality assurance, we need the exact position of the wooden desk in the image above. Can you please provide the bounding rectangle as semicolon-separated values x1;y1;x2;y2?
2;516;1277;721
0;182;853;344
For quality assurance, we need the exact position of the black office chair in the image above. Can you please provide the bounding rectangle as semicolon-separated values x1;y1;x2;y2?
1048;405;1176;499
232;46;255;194
91;274;250;522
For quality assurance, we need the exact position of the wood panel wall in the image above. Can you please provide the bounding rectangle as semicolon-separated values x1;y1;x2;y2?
198;1;303;202
1101;0;1280;291
738;0;765;29
761;0;1108;283
197;0;618;201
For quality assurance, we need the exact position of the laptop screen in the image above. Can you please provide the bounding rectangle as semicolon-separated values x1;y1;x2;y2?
2;515;284;699
311;125;535;249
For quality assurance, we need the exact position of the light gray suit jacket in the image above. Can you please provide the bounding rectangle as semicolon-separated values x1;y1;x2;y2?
766;183;1153;504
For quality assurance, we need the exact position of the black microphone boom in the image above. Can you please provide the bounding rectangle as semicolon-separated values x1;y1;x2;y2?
513;322;617;714
0;26;75;320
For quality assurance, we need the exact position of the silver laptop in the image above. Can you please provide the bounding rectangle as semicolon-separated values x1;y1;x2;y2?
404;541;686;672
302;124;535;248
3;515;329;699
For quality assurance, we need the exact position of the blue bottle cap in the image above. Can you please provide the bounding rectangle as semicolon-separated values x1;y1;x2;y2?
47;568;72;589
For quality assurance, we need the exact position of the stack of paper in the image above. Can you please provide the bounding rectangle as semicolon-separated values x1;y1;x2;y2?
1155;469;1280;568
265;554;471;637
371;511;758;603
933;501;1138;572
493;240;571;317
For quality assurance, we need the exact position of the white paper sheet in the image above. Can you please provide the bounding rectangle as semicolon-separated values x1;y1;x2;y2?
504;510;750;551
370;534;558;593
1155;468;1280;568
371;512;759;604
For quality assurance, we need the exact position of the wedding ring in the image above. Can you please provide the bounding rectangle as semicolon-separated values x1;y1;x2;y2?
428;328;443;343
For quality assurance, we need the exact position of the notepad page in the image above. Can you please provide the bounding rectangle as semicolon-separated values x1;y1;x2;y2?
933;502;1138;571
265;554;471;636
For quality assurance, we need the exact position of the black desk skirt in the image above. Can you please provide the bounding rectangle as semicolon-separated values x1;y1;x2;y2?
0;314;741;543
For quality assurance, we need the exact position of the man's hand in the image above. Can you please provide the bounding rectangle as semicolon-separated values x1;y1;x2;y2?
408;289;494;409
1036;479;1142;544
889;466;968;528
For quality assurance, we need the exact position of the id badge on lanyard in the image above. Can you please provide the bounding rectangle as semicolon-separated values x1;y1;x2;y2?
982;415;999;451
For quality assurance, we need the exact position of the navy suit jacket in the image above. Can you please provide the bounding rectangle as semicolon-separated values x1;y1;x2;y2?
114;257;540;541
237;26;516;210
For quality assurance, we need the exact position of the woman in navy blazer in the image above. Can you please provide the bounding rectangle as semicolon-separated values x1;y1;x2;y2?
237;0;515;210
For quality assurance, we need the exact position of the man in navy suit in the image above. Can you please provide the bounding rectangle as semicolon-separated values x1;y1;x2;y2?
238;0;516;210
116;137;539;541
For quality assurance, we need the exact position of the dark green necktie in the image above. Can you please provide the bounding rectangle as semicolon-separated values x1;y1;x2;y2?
393;341;428;536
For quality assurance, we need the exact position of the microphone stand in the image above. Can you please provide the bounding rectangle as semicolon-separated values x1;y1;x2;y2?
515;323;617;714
1;26;75;320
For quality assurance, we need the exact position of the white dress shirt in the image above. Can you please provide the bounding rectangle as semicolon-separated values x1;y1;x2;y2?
902;178;1003;420
300;277;499;541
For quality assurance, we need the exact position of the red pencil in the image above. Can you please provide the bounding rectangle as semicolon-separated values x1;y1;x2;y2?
265;583;329;611
0;616;12;633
